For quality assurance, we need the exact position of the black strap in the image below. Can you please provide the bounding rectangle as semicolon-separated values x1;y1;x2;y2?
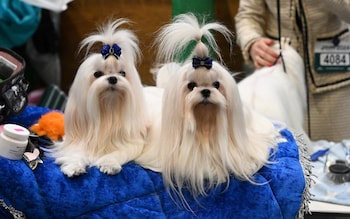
276;0;287;73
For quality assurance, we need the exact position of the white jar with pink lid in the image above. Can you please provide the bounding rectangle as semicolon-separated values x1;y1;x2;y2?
0;124;30;160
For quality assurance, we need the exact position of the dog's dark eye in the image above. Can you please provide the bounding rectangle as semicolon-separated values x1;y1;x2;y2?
213;81;220;89
94;71;104;78
119;71;126;77
187;82;197;91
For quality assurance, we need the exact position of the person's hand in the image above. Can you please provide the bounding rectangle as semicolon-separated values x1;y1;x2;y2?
249;38;279;68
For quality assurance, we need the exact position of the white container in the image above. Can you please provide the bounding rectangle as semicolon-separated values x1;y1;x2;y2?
0;124;30;160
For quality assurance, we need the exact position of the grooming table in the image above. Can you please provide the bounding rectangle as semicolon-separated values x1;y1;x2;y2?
0;106;309;218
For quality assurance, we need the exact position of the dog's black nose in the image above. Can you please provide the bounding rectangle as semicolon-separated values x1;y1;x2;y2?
201;89;211;98
108;76;118;85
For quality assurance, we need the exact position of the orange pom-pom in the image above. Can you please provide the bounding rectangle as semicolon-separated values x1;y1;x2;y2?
30;111;64;141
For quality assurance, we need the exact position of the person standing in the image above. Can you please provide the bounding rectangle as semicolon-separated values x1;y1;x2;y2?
235;0;350;142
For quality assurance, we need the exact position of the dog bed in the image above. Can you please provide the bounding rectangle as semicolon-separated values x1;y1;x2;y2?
0;106;310;218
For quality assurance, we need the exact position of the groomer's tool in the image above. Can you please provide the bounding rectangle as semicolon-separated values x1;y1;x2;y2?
326;140;350;184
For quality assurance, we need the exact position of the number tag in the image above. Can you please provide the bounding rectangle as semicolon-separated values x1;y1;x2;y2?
315;41;350;73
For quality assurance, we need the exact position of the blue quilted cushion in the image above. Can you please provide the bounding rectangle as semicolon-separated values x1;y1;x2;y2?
0;106;307;218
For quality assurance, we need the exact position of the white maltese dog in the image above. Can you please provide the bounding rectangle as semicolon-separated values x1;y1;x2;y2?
138;14;279;200
238;38;308;139
52;19;152;177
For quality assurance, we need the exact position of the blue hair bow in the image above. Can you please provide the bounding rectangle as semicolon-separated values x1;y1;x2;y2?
192;56;213;69
101;43;122;59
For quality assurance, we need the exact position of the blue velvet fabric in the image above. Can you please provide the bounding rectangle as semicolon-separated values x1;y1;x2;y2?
0;106;305;218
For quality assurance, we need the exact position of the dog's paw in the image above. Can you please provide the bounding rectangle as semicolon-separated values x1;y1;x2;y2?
60;162;87;177
98;164;122;175
96;157;122;175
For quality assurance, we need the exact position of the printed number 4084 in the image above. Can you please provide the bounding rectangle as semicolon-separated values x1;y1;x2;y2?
320;53;349;66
